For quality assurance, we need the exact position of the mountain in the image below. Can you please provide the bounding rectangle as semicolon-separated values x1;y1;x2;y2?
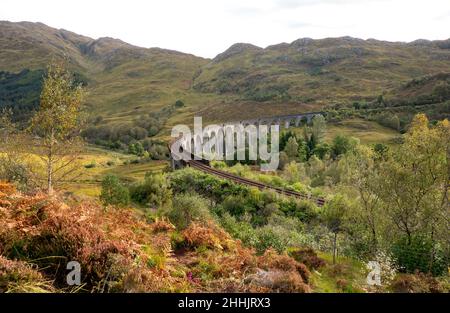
0;21;209;126
193;36;450;105
1;21;449;128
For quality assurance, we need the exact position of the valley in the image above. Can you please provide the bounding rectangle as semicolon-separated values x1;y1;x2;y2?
0;20;449;294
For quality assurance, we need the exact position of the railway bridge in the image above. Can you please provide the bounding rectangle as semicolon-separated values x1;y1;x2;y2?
169;111;326;206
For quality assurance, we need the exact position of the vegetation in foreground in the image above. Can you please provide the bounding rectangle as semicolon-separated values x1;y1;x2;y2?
0;182;316;293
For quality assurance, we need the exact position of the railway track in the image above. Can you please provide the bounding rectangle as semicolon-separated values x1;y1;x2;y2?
169;134;326;207
187;159;326;207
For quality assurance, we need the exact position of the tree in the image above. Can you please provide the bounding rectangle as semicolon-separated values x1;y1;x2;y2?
100;174;130;207
312;142;331;159
284;137;299;159
300;115;327;160
311;114;326;143
278;151;289;170
30;62;84;195
331;134;358;159
282;161;308;184
322;194;349;264
373;143;389;160
379;114;448;247
341;145;383;255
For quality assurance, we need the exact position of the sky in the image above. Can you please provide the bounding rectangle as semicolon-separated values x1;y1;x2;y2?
1;0;450;58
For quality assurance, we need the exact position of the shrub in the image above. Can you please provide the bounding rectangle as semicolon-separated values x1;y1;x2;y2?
0;256;53;293
221;195;250;217
289;247;326;270
164;193;211;229
174;100;185;108
390;273;446;293
392;235;447;276
258;248;311;283
182;222;232;250
100;174;130;207
130;172;172;208
0;157;36;191
331;135;359;158
254;227;285;254
84;161;96;169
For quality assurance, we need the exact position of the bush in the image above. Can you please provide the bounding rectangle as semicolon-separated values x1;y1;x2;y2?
164;194;211;229
100;174;130;207
84;161;96;169
0;256;53;292
174;100;185;108
254;227;286;254
221;195;250;217
130;172;172;208
219;213;259;248
182;222;232;250
289;247;326;270
331;135;359;158
390;273;447;293
0;157;36;191
392;235;447;276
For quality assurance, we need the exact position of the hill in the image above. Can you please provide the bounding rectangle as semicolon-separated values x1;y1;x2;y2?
0;21;209;127
1;21;449;129
193;37;450;121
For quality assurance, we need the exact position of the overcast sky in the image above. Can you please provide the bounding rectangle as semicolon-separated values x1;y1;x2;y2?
2;0;449;58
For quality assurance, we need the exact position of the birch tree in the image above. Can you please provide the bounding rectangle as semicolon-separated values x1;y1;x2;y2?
30;62;85;195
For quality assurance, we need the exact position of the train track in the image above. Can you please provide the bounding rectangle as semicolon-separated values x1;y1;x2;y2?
187;159;326;207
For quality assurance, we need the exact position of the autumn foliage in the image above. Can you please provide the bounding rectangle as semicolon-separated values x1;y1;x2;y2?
0;183;313;293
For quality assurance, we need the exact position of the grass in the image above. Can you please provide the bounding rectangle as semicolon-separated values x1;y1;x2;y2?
325;118;400;145
62;145;169;197
310;252;367;293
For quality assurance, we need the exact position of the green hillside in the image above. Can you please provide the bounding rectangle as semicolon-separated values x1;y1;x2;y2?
1;21;449;129
193;38;450;120
0;21;210;129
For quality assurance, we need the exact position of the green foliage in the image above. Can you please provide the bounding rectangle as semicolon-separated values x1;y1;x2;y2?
29;61;85;194
30;62;84;141
100;174;130;207
392;235;447;276
331;135;359;158
312;142;331;159
220;212;312;254
374;113;400;131
0;69;44;123
128;142;144;156
321;194;349;234
0;156;35;191
284;137;299;159
130;172;172;208
164;194;211;229
169;167;249;203
174;99;185;107
221;195;250;217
